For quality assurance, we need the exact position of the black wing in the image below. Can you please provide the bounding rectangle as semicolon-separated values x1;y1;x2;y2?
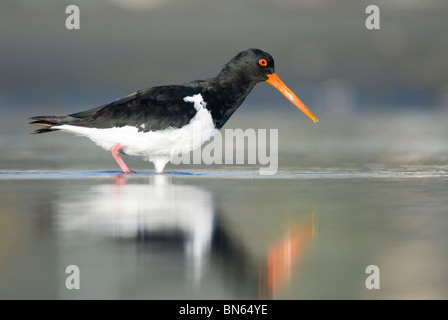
69;85;200;131
30;85;201;133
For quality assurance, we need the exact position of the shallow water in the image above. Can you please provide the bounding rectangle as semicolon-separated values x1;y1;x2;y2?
1;111;448;299
1;167;448;179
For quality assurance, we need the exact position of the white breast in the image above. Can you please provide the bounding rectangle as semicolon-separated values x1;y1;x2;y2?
57;94;219;162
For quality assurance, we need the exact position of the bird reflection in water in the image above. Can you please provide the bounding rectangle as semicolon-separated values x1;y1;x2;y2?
56;174;316;299
258;214;316;299
58;174;215;282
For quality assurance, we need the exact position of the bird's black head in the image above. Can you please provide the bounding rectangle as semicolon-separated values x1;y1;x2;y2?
219;48;275;83
216;48;319;123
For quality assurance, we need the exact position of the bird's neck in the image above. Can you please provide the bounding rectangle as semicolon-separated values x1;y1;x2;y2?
206;70;258;129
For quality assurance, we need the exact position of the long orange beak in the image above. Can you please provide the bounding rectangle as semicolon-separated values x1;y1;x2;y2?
266;73;319;123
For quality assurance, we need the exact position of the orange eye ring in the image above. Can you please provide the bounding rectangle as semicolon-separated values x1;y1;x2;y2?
258;58;268;67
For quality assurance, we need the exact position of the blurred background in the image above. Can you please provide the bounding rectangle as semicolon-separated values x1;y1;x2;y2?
1;0;448;300
1;0;448;114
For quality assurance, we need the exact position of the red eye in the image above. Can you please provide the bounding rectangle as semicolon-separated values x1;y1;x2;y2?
258;58;268;67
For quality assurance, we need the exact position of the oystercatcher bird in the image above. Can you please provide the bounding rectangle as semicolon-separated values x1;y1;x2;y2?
30;49;318;173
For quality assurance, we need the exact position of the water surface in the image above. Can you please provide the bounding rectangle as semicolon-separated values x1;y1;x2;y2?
0;112;448;299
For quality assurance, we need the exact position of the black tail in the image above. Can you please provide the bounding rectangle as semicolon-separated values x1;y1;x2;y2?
29;115;69;134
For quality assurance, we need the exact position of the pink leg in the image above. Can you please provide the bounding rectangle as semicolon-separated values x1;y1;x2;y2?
111;144;135;174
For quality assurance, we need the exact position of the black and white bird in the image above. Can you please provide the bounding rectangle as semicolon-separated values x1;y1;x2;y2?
30;49;319;173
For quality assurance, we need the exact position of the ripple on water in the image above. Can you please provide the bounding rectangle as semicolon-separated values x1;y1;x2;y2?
0;167;447;180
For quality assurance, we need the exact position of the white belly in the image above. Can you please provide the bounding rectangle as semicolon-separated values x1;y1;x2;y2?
57;94;219;163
